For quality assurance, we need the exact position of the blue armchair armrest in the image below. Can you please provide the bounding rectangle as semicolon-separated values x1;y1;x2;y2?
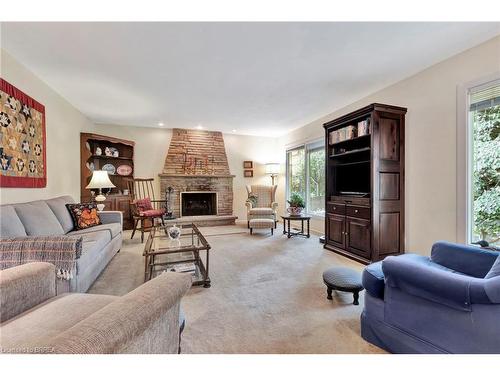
382;256;499;311
430;241;498;278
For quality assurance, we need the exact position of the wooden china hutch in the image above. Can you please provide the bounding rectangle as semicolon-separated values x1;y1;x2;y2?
80;133;135;230
323;103;406;263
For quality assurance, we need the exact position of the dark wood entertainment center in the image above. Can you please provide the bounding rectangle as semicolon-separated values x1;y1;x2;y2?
323;103;406;263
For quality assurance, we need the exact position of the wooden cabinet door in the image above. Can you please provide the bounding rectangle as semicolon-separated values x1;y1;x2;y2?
346;217;371;258
327;214;346;249
115;196;133;230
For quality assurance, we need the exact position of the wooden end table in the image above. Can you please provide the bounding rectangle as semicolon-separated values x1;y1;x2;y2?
281;214;312;238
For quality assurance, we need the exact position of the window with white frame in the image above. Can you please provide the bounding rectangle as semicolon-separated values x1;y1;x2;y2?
286;140;325;216
468;81;500;247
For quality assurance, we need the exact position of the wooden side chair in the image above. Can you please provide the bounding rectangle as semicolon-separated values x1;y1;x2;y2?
126;178;166;242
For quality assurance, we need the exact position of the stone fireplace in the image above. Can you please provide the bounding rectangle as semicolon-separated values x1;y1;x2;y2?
159;128;236;225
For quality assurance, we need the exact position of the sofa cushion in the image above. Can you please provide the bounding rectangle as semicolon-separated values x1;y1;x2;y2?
0;205;27;237
13;201;64;236
45;196;75;234
69;223;121;239
0;293;117;350
485;255;500;279
362;261;385;300
66;203;101;230
73;231;112;274
249;207;274;215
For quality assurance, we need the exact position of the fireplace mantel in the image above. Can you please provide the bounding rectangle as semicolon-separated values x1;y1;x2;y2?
159;174;235;178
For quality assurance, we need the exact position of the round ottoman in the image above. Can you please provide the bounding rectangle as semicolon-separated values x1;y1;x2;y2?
322;266;364;305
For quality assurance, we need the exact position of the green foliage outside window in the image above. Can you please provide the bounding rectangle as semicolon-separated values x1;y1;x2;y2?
472;105;500;245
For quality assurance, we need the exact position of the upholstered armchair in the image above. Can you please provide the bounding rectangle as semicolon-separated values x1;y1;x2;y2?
361;241;500;353
245;185;278;229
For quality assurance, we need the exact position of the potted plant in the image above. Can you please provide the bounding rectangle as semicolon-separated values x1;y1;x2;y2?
287;193;305;216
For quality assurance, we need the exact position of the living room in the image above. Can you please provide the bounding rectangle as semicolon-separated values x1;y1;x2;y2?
1;0;500;371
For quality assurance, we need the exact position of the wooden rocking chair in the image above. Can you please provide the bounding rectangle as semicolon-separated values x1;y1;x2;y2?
126;178;167;242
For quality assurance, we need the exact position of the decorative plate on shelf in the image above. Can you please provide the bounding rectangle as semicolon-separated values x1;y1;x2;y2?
102;164;116;175
105;147;119;157
116;164;133;176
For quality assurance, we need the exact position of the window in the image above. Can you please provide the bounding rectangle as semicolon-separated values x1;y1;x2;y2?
468;81;500;247
286;140;325;216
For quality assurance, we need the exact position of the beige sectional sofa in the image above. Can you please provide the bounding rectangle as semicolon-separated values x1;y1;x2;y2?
0;196;122;292
0;262;191;354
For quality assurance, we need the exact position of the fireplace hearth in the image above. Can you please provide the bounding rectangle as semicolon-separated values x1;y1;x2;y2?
181;192;217;217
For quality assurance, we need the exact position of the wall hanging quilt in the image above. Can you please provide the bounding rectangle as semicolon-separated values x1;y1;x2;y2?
0;78;46;187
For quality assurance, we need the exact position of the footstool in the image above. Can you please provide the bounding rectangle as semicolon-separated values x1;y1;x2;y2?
249;218;274;235
322;266;364;305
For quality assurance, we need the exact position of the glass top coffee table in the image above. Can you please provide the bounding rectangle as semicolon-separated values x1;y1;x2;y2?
143;223;211;288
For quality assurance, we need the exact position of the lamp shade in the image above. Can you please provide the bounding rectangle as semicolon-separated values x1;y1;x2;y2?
265;163;280;175
86;170;116;189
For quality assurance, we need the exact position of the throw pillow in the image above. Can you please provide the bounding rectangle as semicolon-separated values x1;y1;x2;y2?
485;255;500;279
135;197;153;212
66;203;101;230
246;193;258;207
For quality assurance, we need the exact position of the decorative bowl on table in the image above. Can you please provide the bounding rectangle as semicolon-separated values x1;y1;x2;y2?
167;224;181;240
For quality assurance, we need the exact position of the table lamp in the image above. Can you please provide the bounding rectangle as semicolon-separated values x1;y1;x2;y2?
265;163;280;185
86;170;115;211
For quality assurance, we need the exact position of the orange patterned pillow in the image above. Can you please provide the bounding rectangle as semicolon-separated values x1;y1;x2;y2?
66;203;101;230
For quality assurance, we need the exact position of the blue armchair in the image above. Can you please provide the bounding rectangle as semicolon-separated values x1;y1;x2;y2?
361;241;500;353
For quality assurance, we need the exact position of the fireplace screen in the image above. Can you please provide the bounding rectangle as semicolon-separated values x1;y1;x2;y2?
181;192;217;216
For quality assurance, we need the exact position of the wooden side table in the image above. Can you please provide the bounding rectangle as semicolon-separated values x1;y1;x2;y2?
281;214;312;238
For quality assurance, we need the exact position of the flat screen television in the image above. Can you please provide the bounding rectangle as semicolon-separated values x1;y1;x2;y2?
334;162;370;197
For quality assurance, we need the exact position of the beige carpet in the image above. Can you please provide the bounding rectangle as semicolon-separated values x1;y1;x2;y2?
89;224;384;354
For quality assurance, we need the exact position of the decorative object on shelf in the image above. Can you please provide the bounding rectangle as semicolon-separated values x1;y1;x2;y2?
86;161;95;171
102;163;116;175
0;78;47;188
85;170;116;211
112;149;119;157
358;119;371;136
116;164;133;176
104;147;113;156
95;146;102;156
66;202;102;230
165;186;175;219
265;163;280;185
123;188;129;195
244;170;253;177
345;125;357;140
287;192;305;216
85;141;91;151
167;224;181;240
243;160;253;169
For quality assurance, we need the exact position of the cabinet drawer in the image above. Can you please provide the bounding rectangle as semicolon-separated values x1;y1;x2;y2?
346;205;370;220
327;202;345;215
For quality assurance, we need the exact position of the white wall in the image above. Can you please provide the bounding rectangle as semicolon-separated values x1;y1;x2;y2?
282;35;500;254
0;49;96;204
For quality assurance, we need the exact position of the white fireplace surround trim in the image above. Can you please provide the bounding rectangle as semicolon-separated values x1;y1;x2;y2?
180;191;218;217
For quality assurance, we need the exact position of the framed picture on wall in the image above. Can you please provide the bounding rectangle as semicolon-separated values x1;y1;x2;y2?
244;170;253;178
243;160;253;169
0;78;47;188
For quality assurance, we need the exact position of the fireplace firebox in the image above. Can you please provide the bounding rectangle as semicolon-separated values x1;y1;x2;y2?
180;192;217;217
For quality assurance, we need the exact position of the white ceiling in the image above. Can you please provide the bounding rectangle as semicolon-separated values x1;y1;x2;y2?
1;22;499;136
